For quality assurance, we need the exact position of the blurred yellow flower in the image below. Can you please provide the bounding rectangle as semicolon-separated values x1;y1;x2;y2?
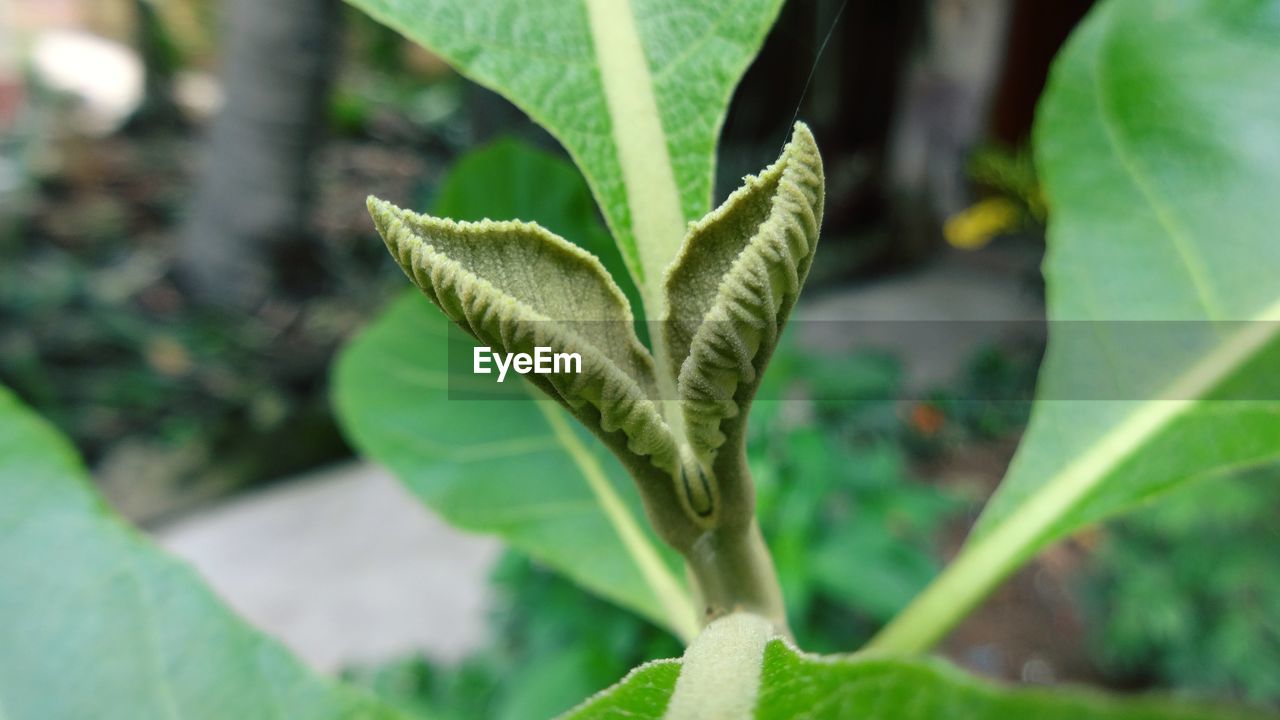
944;197;1020;250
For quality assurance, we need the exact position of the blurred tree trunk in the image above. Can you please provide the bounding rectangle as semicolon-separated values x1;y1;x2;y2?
181;0;341;307
988;0;1094;145
721;0;927;281
886;0;1013;261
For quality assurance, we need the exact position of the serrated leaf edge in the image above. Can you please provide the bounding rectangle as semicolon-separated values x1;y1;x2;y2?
667;123;824;463
369;198;681;474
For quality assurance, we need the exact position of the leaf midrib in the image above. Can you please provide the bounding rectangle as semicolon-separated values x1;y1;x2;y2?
583;0;694;444
662;613;772;719
536;399;698;642
584;0;687;299
1089;7;1224;321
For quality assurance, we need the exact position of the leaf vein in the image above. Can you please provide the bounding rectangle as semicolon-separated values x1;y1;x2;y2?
1090;12;1224;321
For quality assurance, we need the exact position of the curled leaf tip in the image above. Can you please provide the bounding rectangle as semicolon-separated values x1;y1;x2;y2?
367;195;394;240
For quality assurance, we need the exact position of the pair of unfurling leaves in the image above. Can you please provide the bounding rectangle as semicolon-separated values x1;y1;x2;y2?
367;124;824;553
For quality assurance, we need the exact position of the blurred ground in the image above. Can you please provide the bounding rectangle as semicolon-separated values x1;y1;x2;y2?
927;437;1102;686
800;246;1043;391
157;462;501;673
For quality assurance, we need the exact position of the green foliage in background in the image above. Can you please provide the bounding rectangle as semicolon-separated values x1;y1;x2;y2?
346;553;682;720
1084;471;1280;703
747;343;963;652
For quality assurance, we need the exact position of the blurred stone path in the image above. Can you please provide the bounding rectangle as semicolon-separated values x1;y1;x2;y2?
154;462;500;673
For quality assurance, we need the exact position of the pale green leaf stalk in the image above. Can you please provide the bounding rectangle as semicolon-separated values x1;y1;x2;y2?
366;124;824;634
662;613;774;720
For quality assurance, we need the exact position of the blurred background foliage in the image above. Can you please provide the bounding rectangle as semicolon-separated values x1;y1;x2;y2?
1;0;1276;714
1083;472;1280;703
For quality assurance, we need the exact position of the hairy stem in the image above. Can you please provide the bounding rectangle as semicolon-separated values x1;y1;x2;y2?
664;613;774;719
684;520;789;635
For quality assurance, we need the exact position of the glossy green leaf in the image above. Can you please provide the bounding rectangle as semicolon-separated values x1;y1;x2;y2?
563;614;1274;720
561;660;682;720
0;386;403;720
870;0;1280;654
336;144;697;641
346;0;786;300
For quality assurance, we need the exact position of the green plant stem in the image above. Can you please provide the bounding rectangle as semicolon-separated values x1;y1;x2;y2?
587;0;796;645
684;520;790;635
664;612;773;719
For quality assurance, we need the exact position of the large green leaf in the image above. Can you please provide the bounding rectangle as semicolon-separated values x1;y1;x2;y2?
0;385;403;720
563;614;1270;719
346;0;786;300
335;141;697;641
563;661;682;720
869;0;1280;653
